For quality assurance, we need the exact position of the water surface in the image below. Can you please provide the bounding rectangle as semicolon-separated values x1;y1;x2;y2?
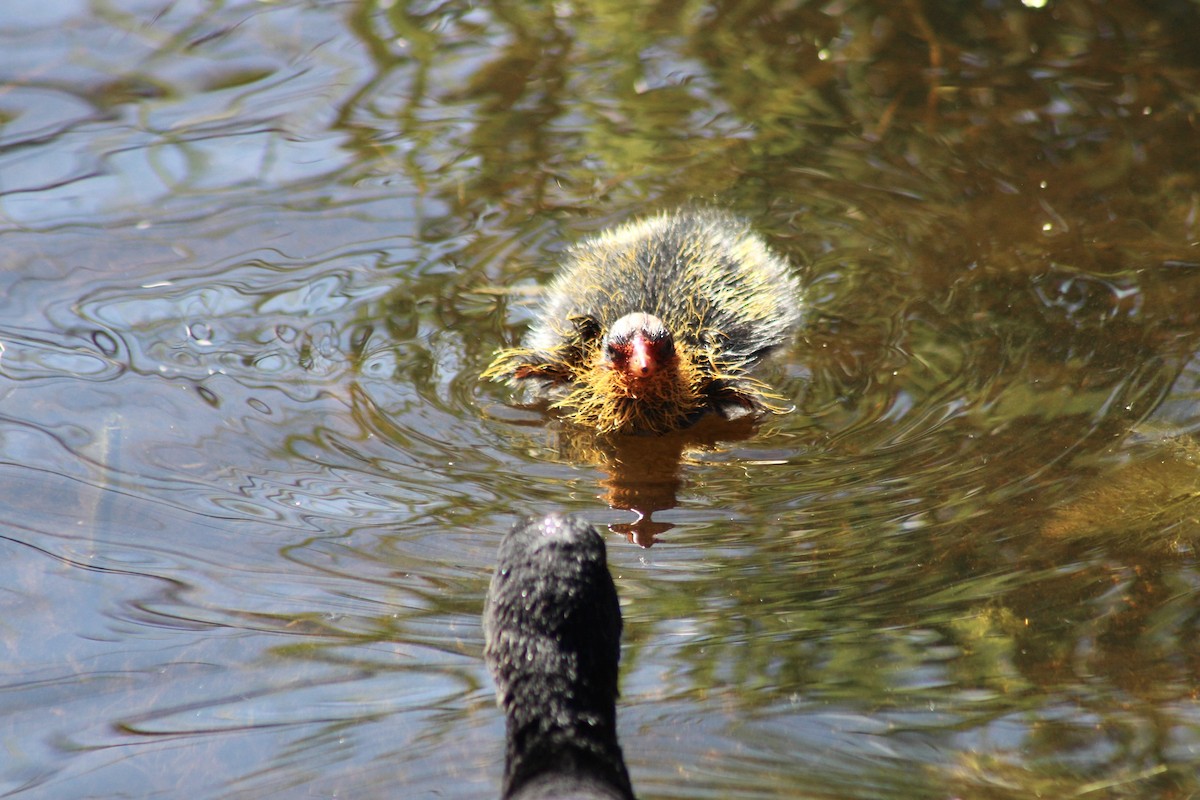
2;1;1199;798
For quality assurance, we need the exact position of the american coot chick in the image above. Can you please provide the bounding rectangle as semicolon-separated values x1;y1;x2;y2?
485;210;803;435
484;515;635;800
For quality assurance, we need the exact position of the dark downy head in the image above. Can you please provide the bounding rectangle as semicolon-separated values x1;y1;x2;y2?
603;313;676;382
548;311;704;434
484;515;635;800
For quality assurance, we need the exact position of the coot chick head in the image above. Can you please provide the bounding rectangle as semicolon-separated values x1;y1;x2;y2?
484;515;635;800
550;311;706;435
603;313;676;380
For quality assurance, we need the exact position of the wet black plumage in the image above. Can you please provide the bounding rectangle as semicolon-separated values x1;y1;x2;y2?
484;515;635;800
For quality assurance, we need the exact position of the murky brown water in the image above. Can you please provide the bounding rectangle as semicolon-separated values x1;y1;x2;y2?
3;1;1199;798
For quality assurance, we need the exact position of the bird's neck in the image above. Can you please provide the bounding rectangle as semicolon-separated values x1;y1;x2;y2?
500;658;633;799
565;348;706;434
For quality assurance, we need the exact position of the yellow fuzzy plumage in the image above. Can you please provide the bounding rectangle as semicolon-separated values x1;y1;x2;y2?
483;209;802;435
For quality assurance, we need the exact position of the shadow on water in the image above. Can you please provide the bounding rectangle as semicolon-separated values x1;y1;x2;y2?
1;0;1199;798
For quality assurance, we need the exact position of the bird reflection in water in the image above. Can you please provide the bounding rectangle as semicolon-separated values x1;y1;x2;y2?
552;413;761;546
